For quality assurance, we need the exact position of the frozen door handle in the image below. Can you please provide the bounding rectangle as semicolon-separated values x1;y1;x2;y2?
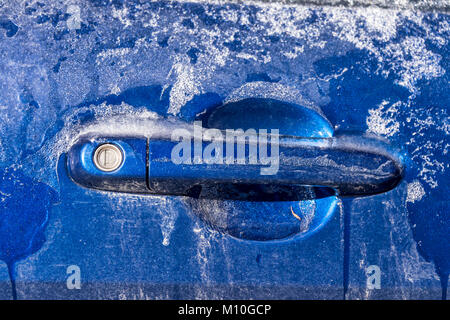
67;136;148;193
147;133;403;197
67;125;403;198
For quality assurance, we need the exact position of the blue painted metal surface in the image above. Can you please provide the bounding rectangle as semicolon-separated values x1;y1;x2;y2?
0;1;448;299
68;136;148;193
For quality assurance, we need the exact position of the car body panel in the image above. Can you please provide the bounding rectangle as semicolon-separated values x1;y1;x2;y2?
0;0;448;299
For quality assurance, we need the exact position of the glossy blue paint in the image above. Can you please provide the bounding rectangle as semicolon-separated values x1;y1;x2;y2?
0;0;447;300
202;98;334;137
0;168;57;299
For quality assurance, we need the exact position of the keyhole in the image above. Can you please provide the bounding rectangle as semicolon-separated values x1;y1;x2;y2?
93;144;123;172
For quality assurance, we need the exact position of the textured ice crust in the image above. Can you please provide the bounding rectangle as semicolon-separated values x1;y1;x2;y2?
0;1;445;189
0;0;447;299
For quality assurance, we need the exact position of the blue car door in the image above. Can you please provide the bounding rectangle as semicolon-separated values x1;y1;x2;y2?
0;1;448;300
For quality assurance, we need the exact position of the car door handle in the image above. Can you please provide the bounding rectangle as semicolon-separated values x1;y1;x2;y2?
67;119;403;199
